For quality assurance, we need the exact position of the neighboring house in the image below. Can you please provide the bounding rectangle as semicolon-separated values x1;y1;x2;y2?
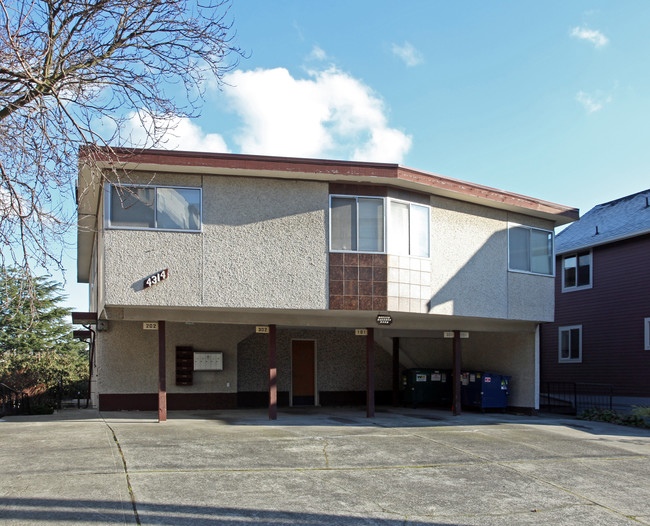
541;189;650;410
75;148;577;418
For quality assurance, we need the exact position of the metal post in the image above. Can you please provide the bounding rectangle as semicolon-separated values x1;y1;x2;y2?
392;337;400;407
366;328;375;418
452;330;461;416
268;324;277;420
158;320;167;422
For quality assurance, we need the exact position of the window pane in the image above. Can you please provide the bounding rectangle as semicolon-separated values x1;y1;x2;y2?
560;330;570;359
110;186;155;227
563;255;577;288
331;197;356;250
358;198;384;252
577;252;591;286
509;227;530;271
570;328;580;359
531;229;552;274
156;188;201;230
410;204;430;257
389;201;409;255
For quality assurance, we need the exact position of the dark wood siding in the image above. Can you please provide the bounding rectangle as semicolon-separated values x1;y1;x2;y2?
541;234;650;397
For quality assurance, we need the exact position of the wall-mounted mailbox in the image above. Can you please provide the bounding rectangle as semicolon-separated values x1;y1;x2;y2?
194;351;223;371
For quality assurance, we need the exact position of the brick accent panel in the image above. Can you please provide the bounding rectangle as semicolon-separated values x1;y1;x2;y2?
330;253;387;310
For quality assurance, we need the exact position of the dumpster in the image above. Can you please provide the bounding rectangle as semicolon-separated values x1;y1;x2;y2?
460;371;510;411
402;369;452;407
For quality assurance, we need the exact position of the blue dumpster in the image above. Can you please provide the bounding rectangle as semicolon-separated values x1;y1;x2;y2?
460;371;510;411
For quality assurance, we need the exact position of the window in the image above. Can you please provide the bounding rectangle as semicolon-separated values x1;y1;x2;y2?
330;195;430;256
559;325;582;363
508;225;554;275
330;196;384;252
388;200;430;257
562;251;592;291
645;318;650;351
108;185;201;231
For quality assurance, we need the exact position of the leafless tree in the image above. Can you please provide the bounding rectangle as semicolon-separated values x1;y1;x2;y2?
0;0;242;279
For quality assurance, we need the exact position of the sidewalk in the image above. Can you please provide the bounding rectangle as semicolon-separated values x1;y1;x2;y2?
1;407;649;525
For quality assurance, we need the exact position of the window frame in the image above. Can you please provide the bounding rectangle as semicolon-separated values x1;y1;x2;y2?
507;223;555;276
645;318;650;351
558;325;582;363
561;250;593;292
329;194;386;254
329;195;431;257
106;183;202;232
387;198;430;258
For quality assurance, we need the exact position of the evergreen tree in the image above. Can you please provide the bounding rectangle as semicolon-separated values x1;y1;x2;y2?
0;267;87;393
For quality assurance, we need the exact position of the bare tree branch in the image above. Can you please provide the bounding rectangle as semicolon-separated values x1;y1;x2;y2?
0;0;242;279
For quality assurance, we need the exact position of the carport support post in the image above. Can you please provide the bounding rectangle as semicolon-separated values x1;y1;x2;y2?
392;337;400;407
452;330;461;416
158;320;167;422
366;328;375;418
268;324;277;420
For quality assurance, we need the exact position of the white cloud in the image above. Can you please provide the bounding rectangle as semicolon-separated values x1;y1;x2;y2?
222;67;412;163
121;111;230;152
391;41;424;67
576;91;612;113
570;26;609;48
308;45;328;61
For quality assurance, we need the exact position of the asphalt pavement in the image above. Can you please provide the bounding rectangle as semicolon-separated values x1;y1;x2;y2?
1;406;649;525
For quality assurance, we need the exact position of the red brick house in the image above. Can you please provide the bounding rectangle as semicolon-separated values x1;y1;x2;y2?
541;189;650;411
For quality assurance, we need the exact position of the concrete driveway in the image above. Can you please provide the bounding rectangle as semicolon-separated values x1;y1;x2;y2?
1;407;649;525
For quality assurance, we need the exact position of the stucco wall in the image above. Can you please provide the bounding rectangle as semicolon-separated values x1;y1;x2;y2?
96;320;253;395
237;329;393;393
102;172;329;310
428;196;555;322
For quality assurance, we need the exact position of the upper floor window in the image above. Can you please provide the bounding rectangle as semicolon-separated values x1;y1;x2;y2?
388;200;430;258
108;185;201;231
508;225;554;276
562;251;592;291
330;195;430;256
559;325;582;363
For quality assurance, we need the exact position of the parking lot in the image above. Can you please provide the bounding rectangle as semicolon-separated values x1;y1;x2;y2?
1;407;649;525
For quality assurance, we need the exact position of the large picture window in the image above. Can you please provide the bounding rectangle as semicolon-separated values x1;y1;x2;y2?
508;225;554;275
330;195;430;256
108;185;201;231
562;251;592;291
559;325;582;363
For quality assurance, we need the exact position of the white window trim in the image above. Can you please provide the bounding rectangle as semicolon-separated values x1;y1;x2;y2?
561;250;593;292
388;198;431;258
106;183;203;232
507;222;555;277
558;325;582;363
645;318;650;351
329;194;386;254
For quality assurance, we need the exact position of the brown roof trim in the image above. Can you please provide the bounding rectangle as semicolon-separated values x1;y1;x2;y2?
81;146;579;222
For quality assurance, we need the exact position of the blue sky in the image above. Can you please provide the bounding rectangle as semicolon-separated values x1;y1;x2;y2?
62;1;650;311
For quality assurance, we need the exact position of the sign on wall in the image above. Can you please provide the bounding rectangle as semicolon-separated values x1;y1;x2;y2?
143;269;169;289
194;351;223;371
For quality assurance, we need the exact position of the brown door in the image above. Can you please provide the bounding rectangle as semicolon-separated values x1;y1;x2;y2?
292;340;315;406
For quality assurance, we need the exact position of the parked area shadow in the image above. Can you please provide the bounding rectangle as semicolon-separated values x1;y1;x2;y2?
0;498;460;525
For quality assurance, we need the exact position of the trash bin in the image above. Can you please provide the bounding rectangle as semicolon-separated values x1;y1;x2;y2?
430;369;453;406
402;369;434;407
460;371;510;411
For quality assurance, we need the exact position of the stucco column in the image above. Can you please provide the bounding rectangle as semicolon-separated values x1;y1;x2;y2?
158;320;167;422
268;324;277;420
366;328;375;418
452;330;461;416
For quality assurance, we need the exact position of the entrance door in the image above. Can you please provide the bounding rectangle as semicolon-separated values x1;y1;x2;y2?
292;340;316;406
